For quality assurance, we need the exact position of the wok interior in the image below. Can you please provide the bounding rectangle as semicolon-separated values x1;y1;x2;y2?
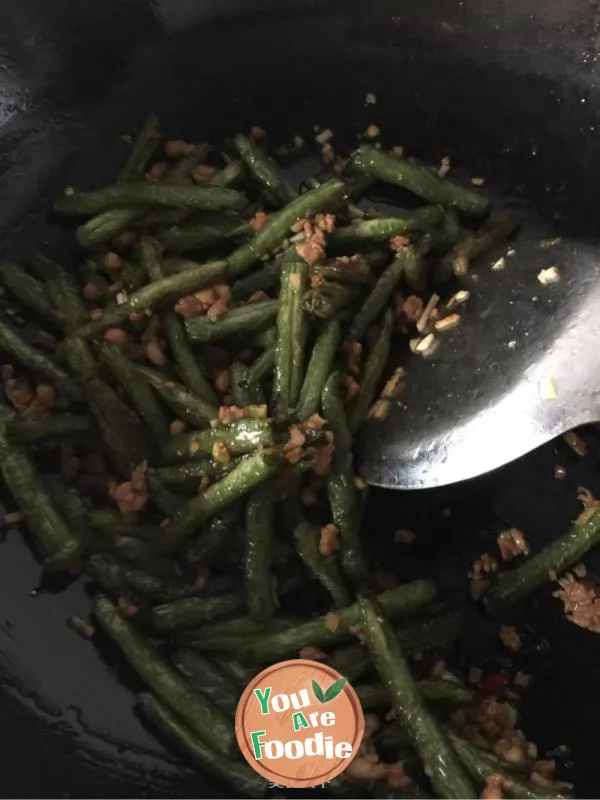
0;0;598;796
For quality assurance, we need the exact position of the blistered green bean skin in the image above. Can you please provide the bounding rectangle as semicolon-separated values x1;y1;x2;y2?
245;483;277;621
296;318;341;420
233;133;297;206
349;308;394;433
185;300;278;343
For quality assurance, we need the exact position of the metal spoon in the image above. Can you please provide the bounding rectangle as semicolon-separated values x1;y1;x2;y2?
357;237;600;489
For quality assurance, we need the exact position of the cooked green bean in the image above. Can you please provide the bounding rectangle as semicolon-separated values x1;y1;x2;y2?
140;236;218;404
296;319;341;420
77;209;142;248
247;345;275;385
210;160;246;188
87;552;198;601
328;206;444;250
97;342;170;445
358;595;476;799
159;213;241;254
326;609;462;682
88;508;162;542
0;320;81;400
349;308;394;432
54;184;246;216
352;145;490;218
293;519;351;607
437;210;519;280
93;594;236;757
70;259;227;339
447;731;568;800
136;364;218;426
6;413;93;444
157;448;285;551
172;649;240;717
149;460;231;487
136;693;265;798
185;299;278;343
231;259;280;300
313;262;373;286
245;483;277;621
233;132;297;206
160;418;274;463
487;504;600;610
226;178;346;277
164;142;210;185
230;361;265;407
182;506;242;568
273;249;309;415
233;580;435;664
0;261;58;325
348;248;415;341
301;284;355;319
0;405;82;570
118;113;161;183
151;593;245;632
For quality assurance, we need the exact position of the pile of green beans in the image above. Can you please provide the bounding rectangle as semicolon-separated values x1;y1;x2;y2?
0;115;575;799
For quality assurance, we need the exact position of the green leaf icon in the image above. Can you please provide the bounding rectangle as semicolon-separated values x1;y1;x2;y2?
323;677;347;702
312;679;325;703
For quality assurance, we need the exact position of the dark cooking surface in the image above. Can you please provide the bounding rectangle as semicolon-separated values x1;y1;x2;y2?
1;0;600;796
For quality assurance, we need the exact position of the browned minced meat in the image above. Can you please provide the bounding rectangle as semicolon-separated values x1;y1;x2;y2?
217;405;246;425
211;441;230;463
304;413;326;430
145;162;169;182
109;462;149;514
497;528;530;561
169;419;187;435
319;523;340;556
344;340;363;376
554;573;600;633
312;430;335;476
345;376;360;403
499;625;521;652
82;282;104;303
481;773;512;800
299;645;327;661
390;234;411;254
283;424;306;465
471;553;498;577
345;757;388;782
174;293;211;319
117;595;140;617
310;272;327;288
248;290;269;303
214;368;230;393
249;211;269;231
314;213;336;233
396;294;424;327
164;140;195;159
296;221;327;266
104;252;124;271
104;328;130;345
468;554;498;601
250;126;266;141
206;295;229;321
192;164;216;183
90;308;103;322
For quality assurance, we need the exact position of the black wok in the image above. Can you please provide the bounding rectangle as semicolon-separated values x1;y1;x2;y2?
0;0;600;796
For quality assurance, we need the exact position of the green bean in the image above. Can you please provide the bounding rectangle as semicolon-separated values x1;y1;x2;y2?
182;506;242;567
93;594;236;756
157;448;285;551
301;284;355;319
135;365;218;426
349;308;394;433
209;160;246;188
151;593;245;632
0;404;82;571
185;299;278;343
420;209;462;255
245;483;277;622
164;142;210;185
97;342;170;445
487;504;600;610
172;649;240;717
88;508;163;542
328;206;444;251
230;361;265;407
348;248;415;342
136;693;265;798
147;473;185;516
70;259;227;339
447;732;569;800
118;113;161;183
437;210;519;280
233;580;435;664
358;595;476;799
159;213;241;254
357;679;474;711
293;519;350;607
313;262;373;286
231;259;280;300
352;146;490;218
247;345;275;385
326;609;462;682
54;184;246;217
273;250;309;415
6;413;93;444
149;460;232;488
296;319;341;421
77;209;142;248
0;320;81;400
175;615;298;649
402;245;428;291
233;132;297;206
139;236;218;404
226;178;346;277
0;261;58;326
87;552;196;601
322;372;353;457
160;418;274;463
327;468;368;586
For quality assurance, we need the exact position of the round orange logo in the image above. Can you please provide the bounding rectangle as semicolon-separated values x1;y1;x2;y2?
235;659;364;789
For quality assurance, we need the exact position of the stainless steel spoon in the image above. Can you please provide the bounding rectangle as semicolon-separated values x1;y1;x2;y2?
357;238;600;489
